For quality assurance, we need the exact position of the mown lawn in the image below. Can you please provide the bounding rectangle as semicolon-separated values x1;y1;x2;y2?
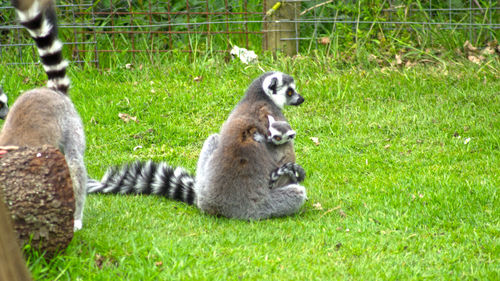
1;55;499;280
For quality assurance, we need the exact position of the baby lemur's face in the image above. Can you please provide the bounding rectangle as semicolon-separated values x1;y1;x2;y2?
267;115;296;145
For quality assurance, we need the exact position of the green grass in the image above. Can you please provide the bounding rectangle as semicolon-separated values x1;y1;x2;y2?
0;54;499;280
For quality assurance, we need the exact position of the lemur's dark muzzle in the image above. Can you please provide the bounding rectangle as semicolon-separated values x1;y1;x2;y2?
292;95;305;106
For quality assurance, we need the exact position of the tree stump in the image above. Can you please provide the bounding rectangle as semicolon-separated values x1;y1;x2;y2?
0;192;32;281
0;145;75;256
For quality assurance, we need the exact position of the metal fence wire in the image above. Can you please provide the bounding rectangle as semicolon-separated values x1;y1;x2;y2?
0;0;498;66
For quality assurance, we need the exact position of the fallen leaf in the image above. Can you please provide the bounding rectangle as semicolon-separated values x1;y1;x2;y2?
319;37;330;45
118;113;138;123
384;144;391;149
395;54;403;65
310;137;320;146
155;261;163;267
481;46;495;55
405;60;416;68
125;63;133;69
487;40;498;48
313;202;323;210
468;55;484;64
193;76;203;82
338;209;347;218
464;40;477;52
95;254;104;269
22;77;30;84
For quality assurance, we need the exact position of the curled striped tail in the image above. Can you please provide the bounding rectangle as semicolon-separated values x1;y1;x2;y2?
87;160;196;205
12;0;70;94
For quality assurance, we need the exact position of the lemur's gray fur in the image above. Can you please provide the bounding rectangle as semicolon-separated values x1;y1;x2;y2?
0;0;87;231
0;88;8;119
195;71;307;219
87;71;307;220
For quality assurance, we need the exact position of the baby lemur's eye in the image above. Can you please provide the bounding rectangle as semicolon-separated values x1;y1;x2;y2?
287;89;293;96
274;136;282;141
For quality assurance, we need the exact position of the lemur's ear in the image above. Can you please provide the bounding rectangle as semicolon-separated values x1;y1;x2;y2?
268;77;278;93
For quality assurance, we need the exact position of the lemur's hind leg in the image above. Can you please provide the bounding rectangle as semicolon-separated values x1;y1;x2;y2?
196;133;220;182
65;153;87;231
63;126;87;231
254;184;307;219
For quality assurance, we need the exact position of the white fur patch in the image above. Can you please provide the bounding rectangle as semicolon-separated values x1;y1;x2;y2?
46;76;70;91
26;18;53;38
0;93;7;104
42;59;68;72
38;39;63;57
16;0;41;22
262;72;288;109
74;219;82;231
168;167;185;197
152;162;167;194
135;161;153;193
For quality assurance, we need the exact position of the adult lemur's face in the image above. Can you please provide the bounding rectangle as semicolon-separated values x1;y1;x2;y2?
263;72;304;109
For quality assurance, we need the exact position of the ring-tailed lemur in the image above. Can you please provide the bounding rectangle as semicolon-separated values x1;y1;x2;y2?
88;71;307;220
0;89;8;119
195;71;307;219
0;0;87;231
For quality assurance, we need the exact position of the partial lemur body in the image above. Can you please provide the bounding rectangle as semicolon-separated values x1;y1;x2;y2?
195;72;306;219
88;71;306;220
0;89;8;119
0;0;86;230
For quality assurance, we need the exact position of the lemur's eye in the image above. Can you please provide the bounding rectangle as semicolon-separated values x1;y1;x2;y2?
287;89;293;96
274;136;282;141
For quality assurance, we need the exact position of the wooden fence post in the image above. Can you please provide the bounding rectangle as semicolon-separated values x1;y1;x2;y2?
263;0;299;56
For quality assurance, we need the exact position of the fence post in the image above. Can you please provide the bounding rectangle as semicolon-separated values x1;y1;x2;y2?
263;0;299;56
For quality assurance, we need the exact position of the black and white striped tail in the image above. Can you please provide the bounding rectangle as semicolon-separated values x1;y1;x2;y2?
12;0;70;94
87;160;196;205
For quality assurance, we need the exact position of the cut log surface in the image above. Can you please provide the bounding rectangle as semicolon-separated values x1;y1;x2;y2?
0;145;75;256
0;193;32;281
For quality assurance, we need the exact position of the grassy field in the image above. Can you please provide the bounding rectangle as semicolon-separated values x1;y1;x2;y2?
0;54;499;280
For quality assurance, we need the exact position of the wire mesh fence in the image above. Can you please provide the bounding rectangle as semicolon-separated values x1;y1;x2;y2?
0;0;498;67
